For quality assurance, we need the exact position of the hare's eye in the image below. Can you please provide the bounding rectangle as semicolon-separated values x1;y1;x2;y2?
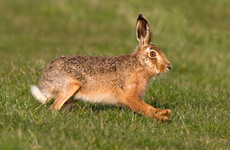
149;51;157;58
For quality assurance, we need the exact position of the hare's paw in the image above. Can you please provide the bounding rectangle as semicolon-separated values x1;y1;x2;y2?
154;115;168;123
154;109;171;123
155;109;171;117
160;116;169;123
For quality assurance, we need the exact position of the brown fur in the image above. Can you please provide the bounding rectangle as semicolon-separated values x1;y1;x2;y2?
31;14;172;122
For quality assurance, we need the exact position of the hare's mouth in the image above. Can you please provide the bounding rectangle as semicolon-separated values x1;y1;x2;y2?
157;69;169;76
157;72;166;76
164;65;171;73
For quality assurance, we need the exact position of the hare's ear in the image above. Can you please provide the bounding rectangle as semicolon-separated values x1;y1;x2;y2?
136;14;152;46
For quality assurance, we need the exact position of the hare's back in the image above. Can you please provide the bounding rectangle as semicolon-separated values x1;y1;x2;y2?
41;54;138;87
52;55;136;75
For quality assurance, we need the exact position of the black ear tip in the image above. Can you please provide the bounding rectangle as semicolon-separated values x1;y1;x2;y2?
138;14;146;20
138;14;144;19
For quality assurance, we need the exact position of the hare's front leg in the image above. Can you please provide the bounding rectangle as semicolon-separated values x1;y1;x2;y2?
50;82;80;111
123;96;171;123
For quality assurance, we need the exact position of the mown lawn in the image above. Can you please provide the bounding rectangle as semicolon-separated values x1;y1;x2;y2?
0;0;229;149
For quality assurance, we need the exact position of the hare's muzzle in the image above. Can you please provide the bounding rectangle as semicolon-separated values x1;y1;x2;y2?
167;64;172;70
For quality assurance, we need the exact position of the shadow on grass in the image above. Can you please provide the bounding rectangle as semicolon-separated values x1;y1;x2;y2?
66;101;173;123
68;101;125;113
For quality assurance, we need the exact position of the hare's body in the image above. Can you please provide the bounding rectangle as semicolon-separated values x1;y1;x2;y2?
37;54;150;105
31;14;172;122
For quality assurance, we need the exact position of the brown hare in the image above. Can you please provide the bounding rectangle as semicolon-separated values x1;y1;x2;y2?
31;14;172;122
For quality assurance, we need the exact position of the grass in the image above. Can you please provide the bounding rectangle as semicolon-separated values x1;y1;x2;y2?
0;0;229;149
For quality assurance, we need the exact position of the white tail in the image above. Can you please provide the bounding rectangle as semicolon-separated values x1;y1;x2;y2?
30;85;48;104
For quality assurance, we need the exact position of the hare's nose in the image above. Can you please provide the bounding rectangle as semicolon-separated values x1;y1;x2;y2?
167;65;172;70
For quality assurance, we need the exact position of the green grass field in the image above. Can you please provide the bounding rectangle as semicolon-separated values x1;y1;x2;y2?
0;0;229;149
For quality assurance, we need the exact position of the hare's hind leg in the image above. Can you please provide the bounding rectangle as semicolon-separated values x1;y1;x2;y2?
50;82;80;111
62;98;79;111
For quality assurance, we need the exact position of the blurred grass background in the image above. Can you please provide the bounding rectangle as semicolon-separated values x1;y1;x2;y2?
0;0;229;149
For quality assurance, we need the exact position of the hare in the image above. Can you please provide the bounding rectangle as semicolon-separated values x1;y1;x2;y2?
31;14;172;122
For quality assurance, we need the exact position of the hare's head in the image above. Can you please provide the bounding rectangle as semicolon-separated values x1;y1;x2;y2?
134;14;172;76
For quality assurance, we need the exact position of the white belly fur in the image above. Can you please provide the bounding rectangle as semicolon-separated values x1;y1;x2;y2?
73;92;118;104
